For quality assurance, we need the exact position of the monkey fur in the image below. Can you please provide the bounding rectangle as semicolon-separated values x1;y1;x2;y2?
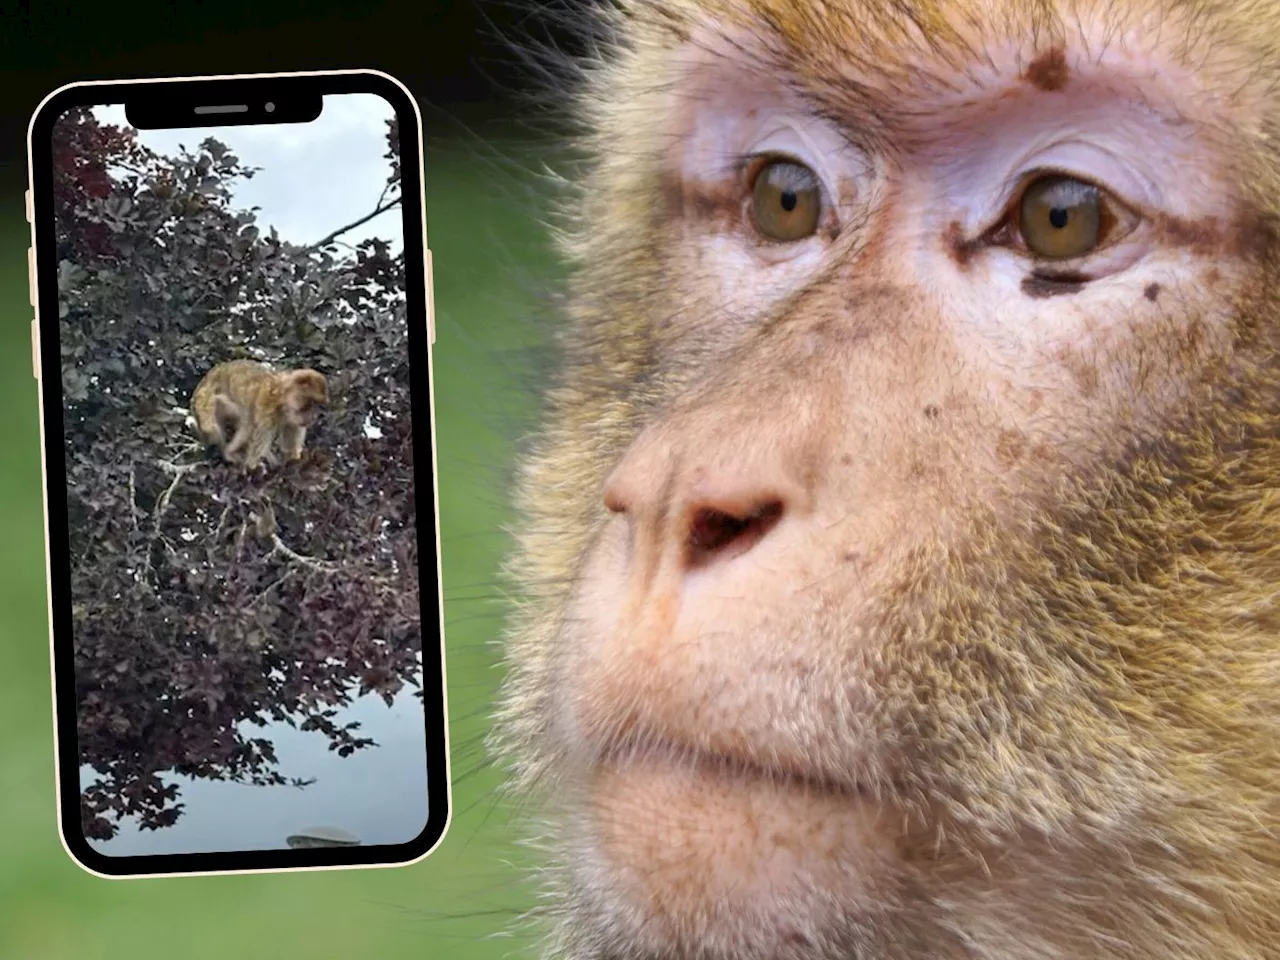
190;359;327;471
489;2;1280;959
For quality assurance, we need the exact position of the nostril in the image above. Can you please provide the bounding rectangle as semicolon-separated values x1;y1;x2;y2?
687;500;784;566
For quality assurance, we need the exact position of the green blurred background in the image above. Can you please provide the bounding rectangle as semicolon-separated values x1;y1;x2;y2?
1;1;569;956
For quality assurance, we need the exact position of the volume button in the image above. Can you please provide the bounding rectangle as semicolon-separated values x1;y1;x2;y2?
28;247;36;307
25;189;32;224
31;319;40;380
425;248;435;345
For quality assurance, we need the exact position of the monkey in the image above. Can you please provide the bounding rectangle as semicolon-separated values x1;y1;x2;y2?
487;3;1280;960
190;359;327;471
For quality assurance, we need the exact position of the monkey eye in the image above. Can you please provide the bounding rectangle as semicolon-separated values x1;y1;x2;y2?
1006;172;1139;260
748;157;823;243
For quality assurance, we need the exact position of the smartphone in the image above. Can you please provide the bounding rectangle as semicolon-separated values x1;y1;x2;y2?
25;70;449;878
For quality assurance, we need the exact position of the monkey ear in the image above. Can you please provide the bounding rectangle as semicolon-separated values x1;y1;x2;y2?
304;370;330;401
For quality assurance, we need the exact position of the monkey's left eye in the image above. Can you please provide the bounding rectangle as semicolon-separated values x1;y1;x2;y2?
748;157;823;242
1009;173;1139;260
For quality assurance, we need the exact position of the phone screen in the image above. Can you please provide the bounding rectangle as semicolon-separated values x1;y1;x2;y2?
26;72;448;878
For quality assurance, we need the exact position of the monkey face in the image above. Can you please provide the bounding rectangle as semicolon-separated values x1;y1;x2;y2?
289;399;321;428
497;3;1280;959
285;371;327;427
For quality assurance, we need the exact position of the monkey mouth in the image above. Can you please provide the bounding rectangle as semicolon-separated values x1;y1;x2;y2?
593;733;881;800
580;730;906;942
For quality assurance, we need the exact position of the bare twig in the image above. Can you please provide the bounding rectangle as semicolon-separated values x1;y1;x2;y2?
270;534;340;574
163;440;205;465
155;459;200;478
250;568;296;603
154;461;198;512
304;195;401;253
234;518;248;563
141;459;199;584
373;179;397;215
212;502;232;542
128;467;138;534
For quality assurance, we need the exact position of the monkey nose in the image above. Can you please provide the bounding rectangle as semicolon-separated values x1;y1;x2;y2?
604;443;798;571
684;498;785;567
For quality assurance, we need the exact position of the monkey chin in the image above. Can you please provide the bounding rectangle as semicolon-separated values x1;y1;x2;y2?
570;746;898;959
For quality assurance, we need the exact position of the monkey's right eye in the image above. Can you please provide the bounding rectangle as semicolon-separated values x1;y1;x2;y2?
748;157;823;243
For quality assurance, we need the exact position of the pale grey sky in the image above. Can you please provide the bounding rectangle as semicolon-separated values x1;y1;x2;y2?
93;93;403;255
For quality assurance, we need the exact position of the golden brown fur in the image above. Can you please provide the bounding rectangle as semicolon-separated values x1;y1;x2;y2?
492;1;1280;959
191;359;327;471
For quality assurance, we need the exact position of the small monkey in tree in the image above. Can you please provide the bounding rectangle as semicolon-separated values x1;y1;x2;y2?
191;359;327;471
491;1;1280;959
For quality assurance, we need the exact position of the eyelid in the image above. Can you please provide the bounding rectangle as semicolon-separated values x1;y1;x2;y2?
750;119;845;187
740;153;817;186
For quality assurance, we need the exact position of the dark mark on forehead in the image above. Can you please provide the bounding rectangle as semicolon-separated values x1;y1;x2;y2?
1024;47;1069;92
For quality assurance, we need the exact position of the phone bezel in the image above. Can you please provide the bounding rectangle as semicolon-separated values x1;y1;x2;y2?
25;69;450;880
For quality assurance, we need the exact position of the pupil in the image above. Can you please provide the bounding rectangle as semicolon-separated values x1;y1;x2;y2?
1049;207;1069;229
780;190;797;212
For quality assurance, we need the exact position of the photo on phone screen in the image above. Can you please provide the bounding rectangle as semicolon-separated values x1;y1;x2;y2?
25;70;448;878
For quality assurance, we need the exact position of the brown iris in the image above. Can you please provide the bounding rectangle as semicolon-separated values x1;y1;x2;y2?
750;158;822;242
1017;174;1116;259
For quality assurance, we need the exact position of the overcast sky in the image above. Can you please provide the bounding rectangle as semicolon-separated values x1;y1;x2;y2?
93;93;403;255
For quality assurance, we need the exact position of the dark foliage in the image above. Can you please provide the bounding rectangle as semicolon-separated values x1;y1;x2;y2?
52;106;422;842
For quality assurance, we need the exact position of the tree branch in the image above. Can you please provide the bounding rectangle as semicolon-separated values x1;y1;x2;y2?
128;467;139;534
142;459;201;584
270;534;340;574
304;194;401;254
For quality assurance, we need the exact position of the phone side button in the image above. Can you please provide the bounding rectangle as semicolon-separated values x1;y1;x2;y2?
28;246;36;306
425;248;435;345
31;319;40;380
25;189;33;225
